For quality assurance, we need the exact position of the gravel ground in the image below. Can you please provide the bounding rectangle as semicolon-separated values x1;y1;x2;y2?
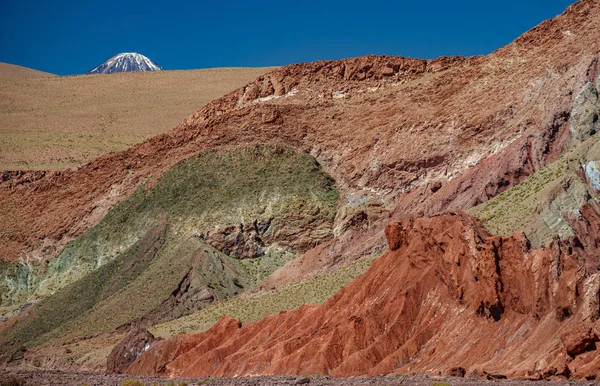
0;370;596;386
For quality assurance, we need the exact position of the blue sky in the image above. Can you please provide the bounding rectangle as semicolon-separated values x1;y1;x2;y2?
0;0;576;75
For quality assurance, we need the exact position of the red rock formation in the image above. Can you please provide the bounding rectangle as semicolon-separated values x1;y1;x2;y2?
125;212;600;380
566;201;600;271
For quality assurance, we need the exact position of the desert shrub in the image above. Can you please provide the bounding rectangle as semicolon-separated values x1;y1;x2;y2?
164;381;191;386
0;377;26;386
121;380;145;386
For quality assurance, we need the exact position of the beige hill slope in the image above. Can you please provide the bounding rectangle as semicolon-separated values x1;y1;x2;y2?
0;66;273;170
0;63;55;79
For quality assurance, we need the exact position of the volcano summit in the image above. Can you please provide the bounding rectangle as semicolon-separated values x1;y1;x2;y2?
87;52;163;74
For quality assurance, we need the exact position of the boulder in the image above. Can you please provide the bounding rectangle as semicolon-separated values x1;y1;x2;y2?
107;328;160;374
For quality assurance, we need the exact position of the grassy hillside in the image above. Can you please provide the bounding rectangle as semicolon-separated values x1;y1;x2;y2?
0;220;170;349
0;146;338;354
0;66;273;170
151;254;377;338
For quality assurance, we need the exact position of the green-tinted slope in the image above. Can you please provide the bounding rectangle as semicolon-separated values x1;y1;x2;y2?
0;219;168;350
151;254;377;338
1;146;338;310
43;235;251;346
469;135;600;247
0;146;339;354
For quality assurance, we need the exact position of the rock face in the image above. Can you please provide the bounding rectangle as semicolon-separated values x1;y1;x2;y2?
571;75;600;142
125;211;600;380
87;53;162;74
106;328;159;374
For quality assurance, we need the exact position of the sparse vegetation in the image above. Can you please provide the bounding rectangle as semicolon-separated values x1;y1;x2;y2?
0;376;27;386
19;145;338;299
0;146;339;352
468;135;600;247
121;380;145;386
469;156;568;237
152;254;376;337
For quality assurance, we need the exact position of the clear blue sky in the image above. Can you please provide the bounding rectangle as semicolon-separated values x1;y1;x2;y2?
0;0;576;75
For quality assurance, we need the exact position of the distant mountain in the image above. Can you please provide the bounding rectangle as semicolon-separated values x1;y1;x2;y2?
87;53;163;74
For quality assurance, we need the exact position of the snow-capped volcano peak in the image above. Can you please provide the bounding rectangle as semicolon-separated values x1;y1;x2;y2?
87;53;163;74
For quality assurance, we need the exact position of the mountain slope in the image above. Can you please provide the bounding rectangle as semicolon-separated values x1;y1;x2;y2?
0;146;337;309
88;53;162;74
0;66;273;170
0;63;54;79
1;0;599;338
0;146;338;360
3;0;596;273
469;134;600;248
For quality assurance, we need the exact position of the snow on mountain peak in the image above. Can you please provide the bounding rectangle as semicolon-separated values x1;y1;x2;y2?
87;53;163;74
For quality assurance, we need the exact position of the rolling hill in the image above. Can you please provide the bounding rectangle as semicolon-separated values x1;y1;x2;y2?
0;65;273;170
0;63;55;79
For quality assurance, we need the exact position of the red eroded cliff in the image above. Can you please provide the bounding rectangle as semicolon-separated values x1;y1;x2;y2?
124;212;600;380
